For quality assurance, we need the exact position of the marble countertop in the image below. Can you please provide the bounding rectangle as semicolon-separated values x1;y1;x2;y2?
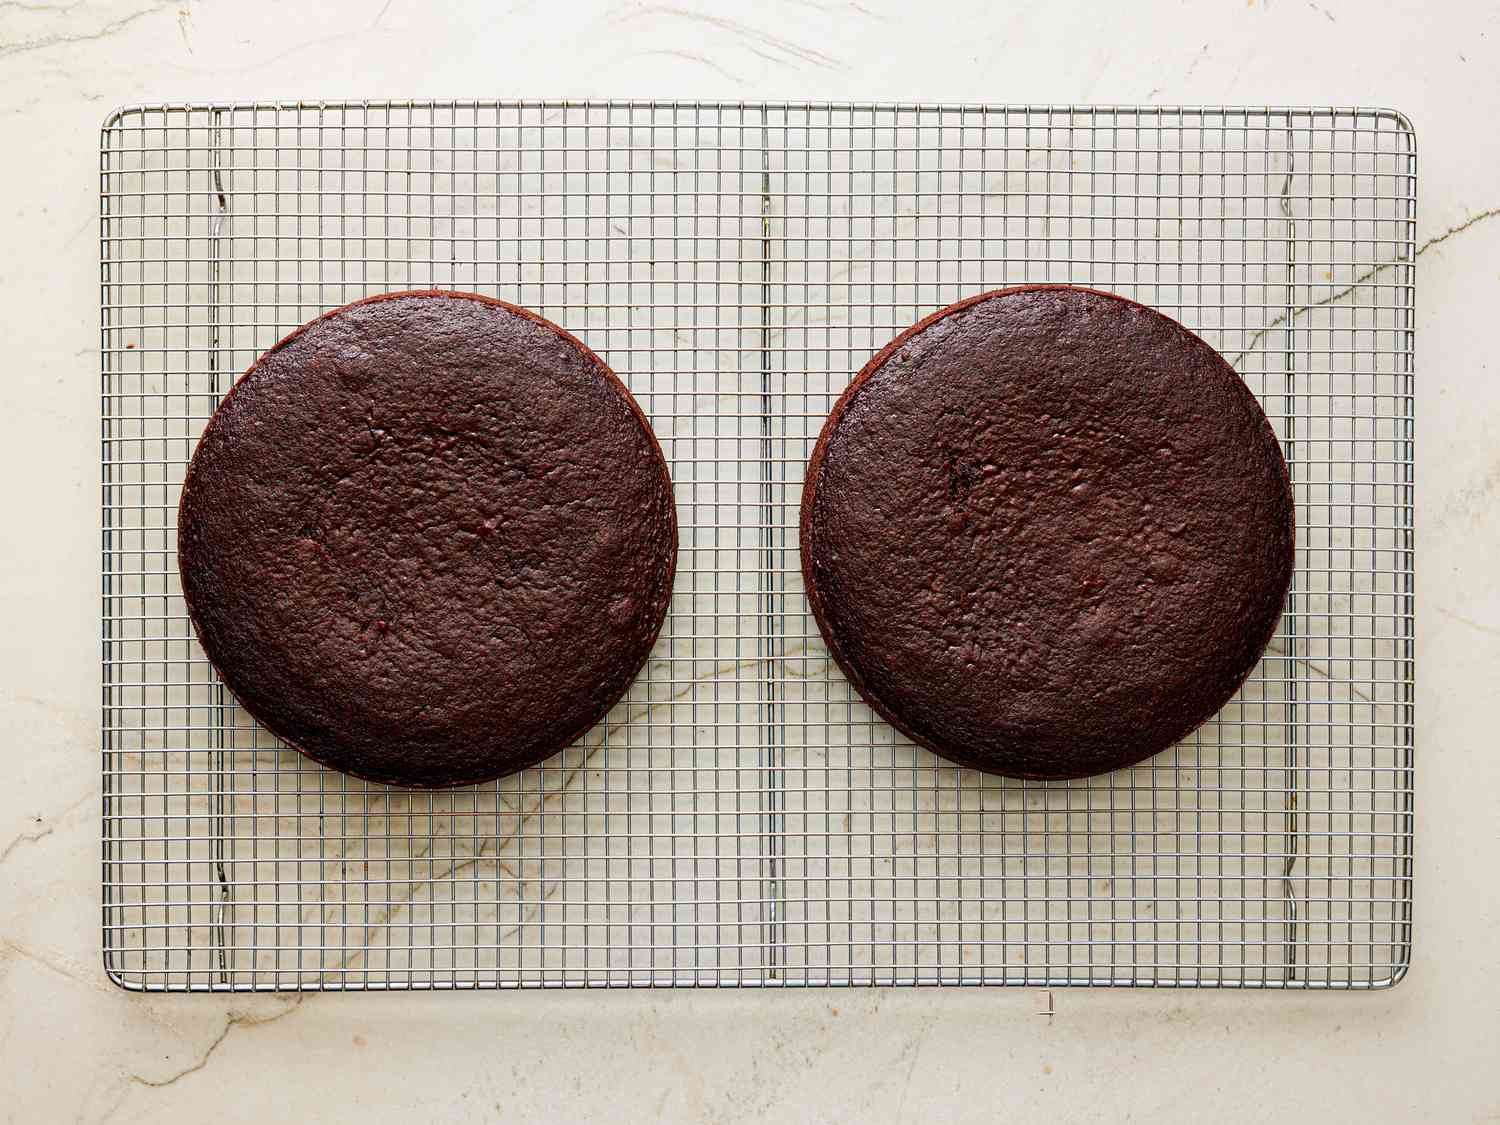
3;0;1497;1121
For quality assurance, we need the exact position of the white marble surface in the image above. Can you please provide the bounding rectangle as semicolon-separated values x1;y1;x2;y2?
2;0;1497;1120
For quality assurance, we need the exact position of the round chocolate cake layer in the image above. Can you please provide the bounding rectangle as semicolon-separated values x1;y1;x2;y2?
800;285;1294;779
179;290;677;787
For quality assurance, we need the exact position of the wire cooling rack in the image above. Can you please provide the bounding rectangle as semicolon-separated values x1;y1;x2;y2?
100;101;1415;991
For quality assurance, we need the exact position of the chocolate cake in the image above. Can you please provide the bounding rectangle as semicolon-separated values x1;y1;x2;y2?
178;290;677;787
800;285;1294;779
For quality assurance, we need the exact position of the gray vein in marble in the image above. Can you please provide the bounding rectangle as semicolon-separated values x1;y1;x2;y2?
88;1086;134;1125
494;882;560;943
327;838;520;971
0;0;84;10
0;94;41;115
1;820;56;862
1231;205;1500;368
613;46;747;83
0;789;90;864
1263;639;1377;706
1183;41;1210;79
892;1013;934;1124
326;848;555;971
127;997;304;1090
310;651;805;961
1429;444;1500;534
0;937;246;1075
782;0;885;17
7;690;81;718
1432;604;1500;641
610;5;844;70
213;26;388;72
1411;205;1500;255
0;1;170;58
1223;51;1255;98
0;937;116;993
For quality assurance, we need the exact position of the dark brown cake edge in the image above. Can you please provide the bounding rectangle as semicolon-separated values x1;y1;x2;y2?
798;284;1296;780
177;289;679;789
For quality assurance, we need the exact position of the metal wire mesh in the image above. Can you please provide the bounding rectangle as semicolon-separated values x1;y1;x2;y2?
100;101;1415;991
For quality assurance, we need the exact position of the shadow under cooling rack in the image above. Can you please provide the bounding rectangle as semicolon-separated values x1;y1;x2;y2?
100;101;1415;991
